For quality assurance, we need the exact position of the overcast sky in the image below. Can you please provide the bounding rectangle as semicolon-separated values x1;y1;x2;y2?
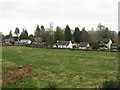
0;0;119;35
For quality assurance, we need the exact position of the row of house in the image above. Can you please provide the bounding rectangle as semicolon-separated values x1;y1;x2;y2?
53;41;91;49
4;39;31;45
3;37;118;50
53;38;116;50
4;37;45;46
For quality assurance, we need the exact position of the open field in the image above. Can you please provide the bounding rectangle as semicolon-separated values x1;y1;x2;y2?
2;46;118;88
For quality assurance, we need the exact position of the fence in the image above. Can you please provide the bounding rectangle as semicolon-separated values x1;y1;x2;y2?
26;45;119;52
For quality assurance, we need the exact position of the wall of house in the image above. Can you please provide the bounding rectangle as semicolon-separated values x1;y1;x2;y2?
58;45;66;48
53;45;56;48
68;41;73;48
63;45;67;48
57;45;72;48
79;47;87;49
107;39;112;49
87;44;90;47
28;40;32;44
53;41;73;48
67;45;72;48
53;45;67;48
58;45;62;48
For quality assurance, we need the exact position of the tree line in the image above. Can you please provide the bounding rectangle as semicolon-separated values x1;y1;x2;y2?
2;23;118;46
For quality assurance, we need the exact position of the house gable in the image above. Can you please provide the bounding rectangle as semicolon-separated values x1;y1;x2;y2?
100;38;112;49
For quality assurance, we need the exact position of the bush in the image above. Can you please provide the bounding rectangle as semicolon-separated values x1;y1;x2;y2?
92;43;99;49
41;82;58;90
100;76;120;89
118;46;120;51
73;45;77;48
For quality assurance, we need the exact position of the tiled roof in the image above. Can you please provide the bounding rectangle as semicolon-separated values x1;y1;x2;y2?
19;39;31;43
79;42;89;47
102;38;111;44
55;41;70;45
5;38;15;42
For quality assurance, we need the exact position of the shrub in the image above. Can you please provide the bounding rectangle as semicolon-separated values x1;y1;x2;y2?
92;43;99;49
41;82;58;90
73;45;77;48
100;76;120;89
48;82;57;89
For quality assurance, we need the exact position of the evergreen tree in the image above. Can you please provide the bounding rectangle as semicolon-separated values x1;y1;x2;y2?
29;34;35;42
14;27;20;41
80;27;90;42
74;27;80;42
24;30;28;38
64;25;72;41
19;28;29;40
102;27;111;38
41;25;45;31
34;24;40;38
9;30;13;39
40;25;46;40
54;26;64;42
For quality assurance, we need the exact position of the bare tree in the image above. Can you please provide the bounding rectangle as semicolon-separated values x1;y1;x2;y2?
45;22;55;45
48;22;54;36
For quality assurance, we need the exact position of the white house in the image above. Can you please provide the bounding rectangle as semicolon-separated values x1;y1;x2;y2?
5;38;15;45
19;39;31;45
79;42;91;49
100;38;112;49
53;40;73;48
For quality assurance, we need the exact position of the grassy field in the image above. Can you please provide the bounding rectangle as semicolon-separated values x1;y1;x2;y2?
2;46;118;88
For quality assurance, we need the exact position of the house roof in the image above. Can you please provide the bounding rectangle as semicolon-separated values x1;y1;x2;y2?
5;38;15;42
79;42;89;47
55;41;70;45
19;39;31;43
73;42;80;44
102;38;111;44
111;43;118;46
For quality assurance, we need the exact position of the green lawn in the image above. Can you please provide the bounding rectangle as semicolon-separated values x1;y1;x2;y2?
2;46;118;88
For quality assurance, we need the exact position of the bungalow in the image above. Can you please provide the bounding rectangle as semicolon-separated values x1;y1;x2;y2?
79;42;91;49
99;38;112;49
19;39;31;45
53;40;73;48
5;38;15;45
